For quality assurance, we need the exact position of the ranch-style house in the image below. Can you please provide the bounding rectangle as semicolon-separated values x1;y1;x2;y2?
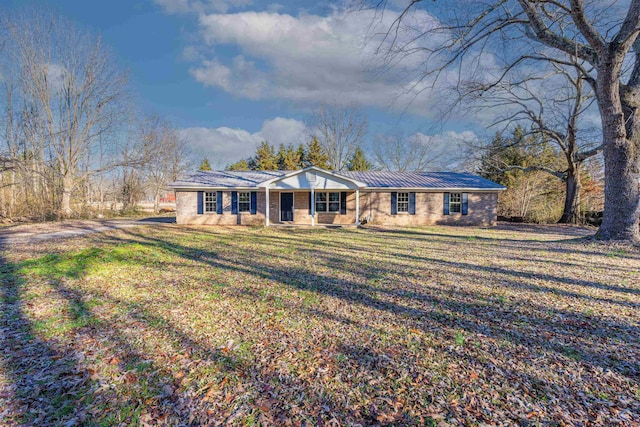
170;166;505;227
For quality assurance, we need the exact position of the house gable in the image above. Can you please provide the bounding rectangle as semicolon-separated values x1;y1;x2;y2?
258;167;366;190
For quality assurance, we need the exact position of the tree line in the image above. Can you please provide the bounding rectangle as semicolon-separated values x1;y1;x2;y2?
0;10;190;220
219;138;372;172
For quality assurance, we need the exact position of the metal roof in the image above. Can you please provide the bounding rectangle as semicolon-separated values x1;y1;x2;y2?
340;171;505;190
170;170;287;188
170;169;505;190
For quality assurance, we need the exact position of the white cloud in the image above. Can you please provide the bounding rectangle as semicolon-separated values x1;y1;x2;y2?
153;0;252;14
179;117;307;167
260;117;307;147
189;9;455;115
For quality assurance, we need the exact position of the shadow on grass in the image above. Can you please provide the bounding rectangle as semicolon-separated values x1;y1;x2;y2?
0;252;96;425
117;228;639;381
2;225;639;425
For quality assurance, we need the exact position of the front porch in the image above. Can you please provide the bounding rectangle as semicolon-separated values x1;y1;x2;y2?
265;190;360;226
260;167;365;227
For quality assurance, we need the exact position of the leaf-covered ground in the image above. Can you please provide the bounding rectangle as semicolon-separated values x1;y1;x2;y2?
0;224;638;426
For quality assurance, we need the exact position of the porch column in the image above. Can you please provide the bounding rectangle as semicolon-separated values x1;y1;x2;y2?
355;189;360;226
265;187;270;227
310;188;315;226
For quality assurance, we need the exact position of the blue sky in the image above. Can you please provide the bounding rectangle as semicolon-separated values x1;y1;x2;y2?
7;0;483;167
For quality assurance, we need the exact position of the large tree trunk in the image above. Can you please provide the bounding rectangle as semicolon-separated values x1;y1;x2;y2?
595;69;640;243
559;167;582;224
59;174;74;218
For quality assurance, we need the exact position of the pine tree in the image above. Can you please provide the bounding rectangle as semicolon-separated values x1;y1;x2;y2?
226;159;250;171
277;144;300;170
296;144;306;168
254;141;278;170
305;137;330;169
199;158;212;171
347;147;373;171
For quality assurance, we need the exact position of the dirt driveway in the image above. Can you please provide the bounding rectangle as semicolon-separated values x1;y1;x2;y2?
0;217;175;246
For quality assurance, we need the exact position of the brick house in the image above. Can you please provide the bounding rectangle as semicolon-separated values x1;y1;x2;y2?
169;166;505;226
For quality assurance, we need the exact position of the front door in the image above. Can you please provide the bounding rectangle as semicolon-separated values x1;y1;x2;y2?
280;192;294;222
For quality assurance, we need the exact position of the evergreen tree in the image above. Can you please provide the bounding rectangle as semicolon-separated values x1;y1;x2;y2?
277;144;300;170
226;159;250;171
305;137;330;169
347;147;373;171
254;141;278;170
296;144;306;168
199;158;212;171
477;127;565;221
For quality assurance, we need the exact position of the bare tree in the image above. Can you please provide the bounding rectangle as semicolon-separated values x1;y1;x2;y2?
308;104;367;171
9;11;128;217
373;131;443;172
472;63;602;223
363;0;640;242
139;115;190;213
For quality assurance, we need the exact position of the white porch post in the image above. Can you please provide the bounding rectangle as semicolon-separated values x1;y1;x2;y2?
355;189;360;226
310;187;315;226
265;187;270;227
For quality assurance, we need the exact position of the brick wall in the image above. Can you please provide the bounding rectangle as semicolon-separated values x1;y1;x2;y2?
359;191;498;226
176;191;265;226
176;190;499;226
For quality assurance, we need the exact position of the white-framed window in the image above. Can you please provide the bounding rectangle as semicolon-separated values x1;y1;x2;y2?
328;192;340;212
397;192;409;213
238;192;250;212
315;192;327;212
315;192;341;212
449;192;462;213
205;192;216;213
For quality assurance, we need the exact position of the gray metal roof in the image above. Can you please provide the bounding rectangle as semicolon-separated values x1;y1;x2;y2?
340;171;505;189
170;169;505;190
170;170;287;188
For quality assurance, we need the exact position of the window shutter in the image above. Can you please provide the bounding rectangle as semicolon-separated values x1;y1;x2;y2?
462;192;469;215
197;191;203;215
231;191;238;214
443;193;450;215
216;191;223;214
409;192;416;215
309;192;312;214
340;192;347;214
250;191;257;214
391;192;397;215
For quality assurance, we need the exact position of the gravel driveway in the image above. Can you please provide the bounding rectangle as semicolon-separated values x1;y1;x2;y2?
0;217;175;246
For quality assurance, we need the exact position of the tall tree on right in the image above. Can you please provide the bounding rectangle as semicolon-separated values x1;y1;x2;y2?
366;0;640;243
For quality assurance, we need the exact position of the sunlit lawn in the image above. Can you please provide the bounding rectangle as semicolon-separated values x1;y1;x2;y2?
1;224;638;426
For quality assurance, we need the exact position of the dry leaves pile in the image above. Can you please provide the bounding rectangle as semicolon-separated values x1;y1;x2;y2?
0;223;638;426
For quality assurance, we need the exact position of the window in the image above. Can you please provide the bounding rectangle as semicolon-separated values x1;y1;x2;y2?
449;193;462;213
328;192;340;212
315;192;327;212
397;192;409;213
204;192;216;213
238;192;250;212
315;192;340;212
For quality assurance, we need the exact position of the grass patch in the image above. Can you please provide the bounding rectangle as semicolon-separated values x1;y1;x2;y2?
1;224;638;425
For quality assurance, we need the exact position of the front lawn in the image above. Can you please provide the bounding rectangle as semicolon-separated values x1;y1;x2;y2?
1;224;638;425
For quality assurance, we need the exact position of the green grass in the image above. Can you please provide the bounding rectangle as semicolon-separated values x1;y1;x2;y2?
0;224;638;426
